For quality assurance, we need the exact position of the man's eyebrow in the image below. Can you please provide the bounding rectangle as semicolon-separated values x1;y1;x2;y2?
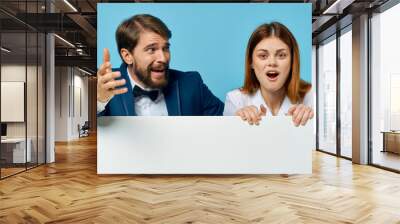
144;43;158;50
144;42;170;50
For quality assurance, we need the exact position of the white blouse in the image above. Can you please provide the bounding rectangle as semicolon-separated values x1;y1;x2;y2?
223;88;313;116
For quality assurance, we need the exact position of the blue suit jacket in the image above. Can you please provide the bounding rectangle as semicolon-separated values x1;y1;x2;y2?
98;63;224;116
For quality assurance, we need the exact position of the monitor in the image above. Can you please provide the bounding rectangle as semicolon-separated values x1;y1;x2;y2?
1;123;7;137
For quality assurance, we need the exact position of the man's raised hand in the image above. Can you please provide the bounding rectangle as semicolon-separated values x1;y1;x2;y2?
97;48;128;103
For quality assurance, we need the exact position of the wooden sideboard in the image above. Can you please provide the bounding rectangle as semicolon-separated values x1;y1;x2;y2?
382;131;400;154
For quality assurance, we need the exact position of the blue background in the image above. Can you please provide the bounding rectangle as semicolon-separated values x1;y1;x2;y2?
98;3;311;101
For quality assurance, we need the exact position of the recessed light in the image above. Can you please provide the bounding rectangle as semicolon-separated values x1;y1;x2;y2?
63;0;78;12
54;34;75;48
1;47;11;53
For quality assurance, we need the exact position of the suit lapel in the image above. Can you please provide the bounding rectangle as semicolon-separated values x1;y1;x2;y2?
119;63;136;116
163;71;180;116
118;64;179;116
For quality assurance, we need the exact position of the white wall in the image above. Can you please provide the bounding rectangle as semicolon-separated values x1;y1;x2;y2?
1;65;26;142
1;82;25;122
1;64;46;164
55;66;69;141
54;67;89;141
1;65;41;137
1;65;26;82
72;73;89;138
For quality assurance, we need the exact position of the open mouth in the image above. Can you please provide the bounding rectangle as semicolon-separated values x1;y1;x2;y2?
151;68;165;73
150;67;166;79
266;71;279;80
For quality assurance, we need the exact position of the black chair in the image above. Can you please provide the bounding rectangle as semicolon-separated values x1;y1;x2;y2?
78;121;90;138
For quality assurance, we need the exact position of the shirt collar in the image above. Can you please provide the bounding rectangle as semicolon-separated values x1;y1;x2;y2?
126;67;163;102
126;67;157;91
254;89;291;116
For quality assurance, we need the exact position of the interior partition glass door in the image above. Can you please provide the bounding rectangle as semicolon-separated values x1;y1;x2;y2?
317;35;337;155
371;3;400;171
339;27;352;158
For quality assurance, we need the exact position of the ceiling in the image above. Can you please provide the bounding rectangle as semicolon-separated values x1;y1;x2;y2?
0;0;390;74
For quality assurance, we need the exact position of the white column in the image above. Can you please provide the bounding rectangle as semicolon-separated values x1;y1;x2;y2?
45;0;56;163
46;33;55;163
352;14;369;164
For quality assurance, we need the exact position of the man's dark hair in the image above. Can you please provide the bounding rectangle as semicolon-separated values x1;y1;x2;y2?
116;14;172;56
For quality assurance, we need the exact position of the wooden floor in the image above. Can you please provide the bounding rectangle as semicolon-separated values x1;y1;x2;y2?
1;135;400;224
373;151;400;171
0;167;26;178
1;163;44;178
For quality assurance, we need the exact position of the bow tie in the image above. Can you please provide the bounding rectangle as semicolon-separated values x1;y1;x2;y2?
132;85;159;101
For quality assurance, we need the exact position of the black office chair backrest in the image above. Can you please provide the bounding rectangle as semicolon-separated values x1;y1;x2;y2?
83;121;90;129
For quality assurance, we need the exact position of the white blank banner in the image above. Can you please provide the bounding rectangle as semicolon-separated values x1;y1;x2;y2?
97;116;313;174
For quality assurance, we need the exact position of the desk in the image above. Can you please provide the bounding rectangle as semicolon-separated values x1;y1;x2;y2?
1;138;31;163
381;131;400;154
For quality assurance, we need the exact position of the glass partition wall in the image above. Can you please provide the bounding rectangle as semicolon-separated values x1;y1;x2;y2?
339;26;352;159
317;35;337;155
316;0;400;172
316;25;353;159
370;2;400;171
0;1;46;179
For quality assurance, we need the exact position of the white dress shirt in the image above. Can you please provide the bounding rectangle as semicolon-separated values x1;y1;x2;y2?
223;88;313;116
97;68;169;116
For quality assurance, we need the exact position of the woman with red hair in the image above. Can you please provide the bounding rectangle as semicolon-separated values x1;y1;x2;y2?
223;22;313;126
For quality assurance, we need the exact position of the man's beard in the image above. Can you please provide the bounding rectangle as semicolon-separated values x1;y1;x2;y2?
133;62;169;89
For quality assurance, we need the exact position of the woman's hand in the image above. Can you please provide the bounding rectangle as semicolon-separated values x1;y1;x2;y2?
287;104;314;127
235;105;267;125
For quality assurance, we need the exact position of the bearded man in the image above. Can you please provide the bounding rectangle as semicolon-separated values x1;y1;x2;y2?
97;14;224;116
